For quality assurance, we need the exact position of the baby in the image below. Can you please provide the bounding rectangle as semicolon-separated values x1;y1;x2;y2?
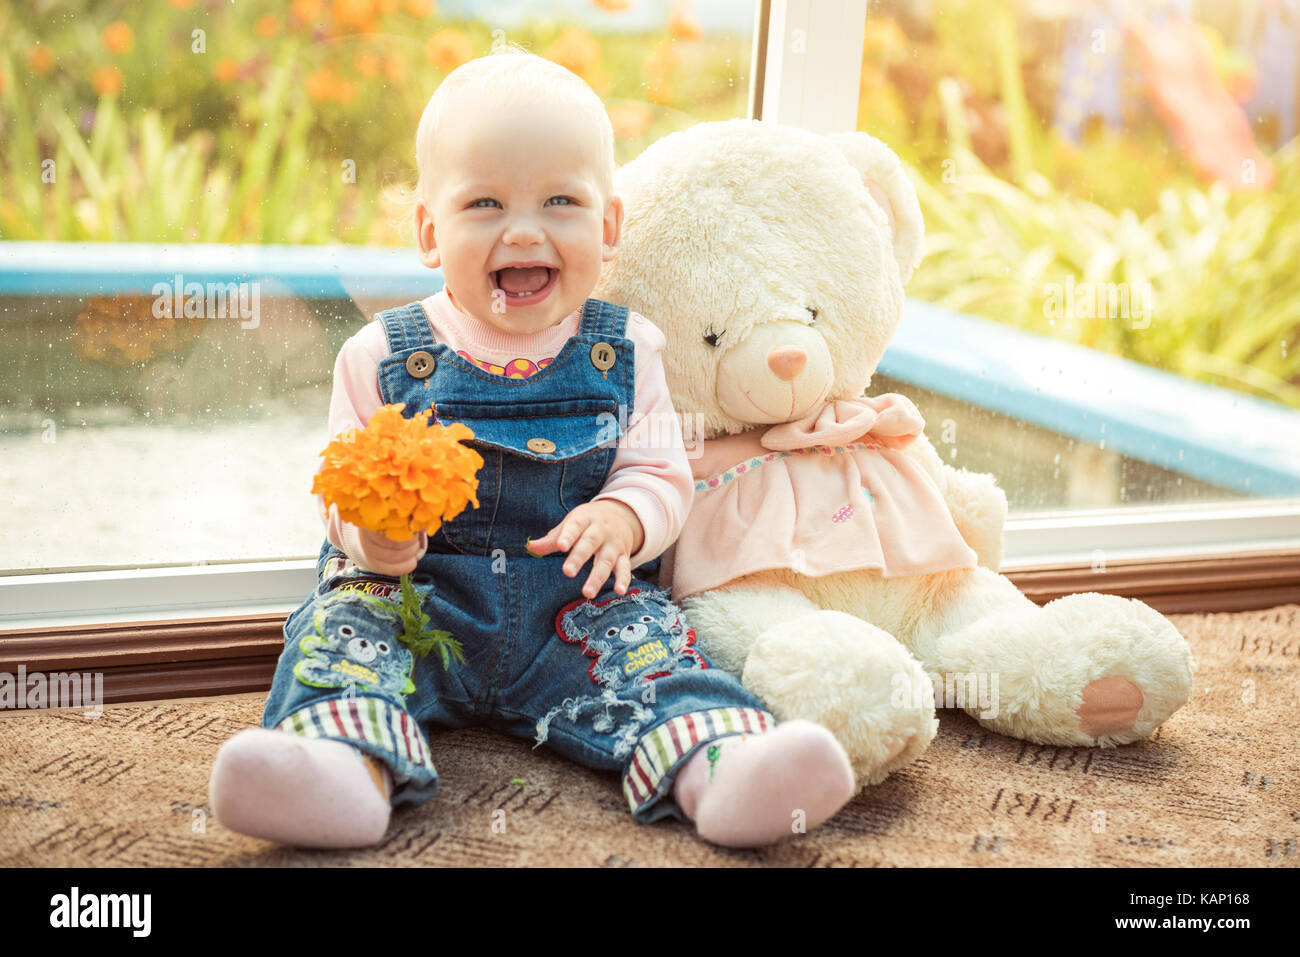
208;47;855;850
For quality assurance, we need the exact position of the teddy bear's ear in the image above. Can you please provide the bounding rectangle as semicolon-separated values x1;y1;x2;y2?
825;132;924;284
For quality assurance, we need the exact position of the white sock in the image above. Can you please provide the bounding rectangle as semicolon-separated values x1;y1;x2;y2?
672;719;855;847
209;727;392;848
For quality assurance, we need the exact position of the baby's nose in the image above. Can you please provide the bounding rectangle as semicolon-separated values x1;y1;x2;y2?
767;346;807;381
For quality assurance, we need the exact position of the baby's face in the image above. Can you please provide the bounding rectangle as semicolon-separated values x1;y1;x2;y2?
416;91;621;335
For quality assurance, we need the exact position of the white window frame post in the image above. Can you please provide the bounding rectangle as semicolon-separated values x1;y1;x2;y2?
749;0;868;133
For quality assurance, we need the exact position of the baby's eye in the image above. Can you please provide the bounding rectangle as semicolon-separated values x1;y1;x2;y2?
545;196;575;207
470;198;500;209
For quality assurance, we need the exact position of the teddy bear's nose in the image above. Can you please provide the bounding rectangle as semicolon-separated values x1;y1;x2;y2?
767;346;807;381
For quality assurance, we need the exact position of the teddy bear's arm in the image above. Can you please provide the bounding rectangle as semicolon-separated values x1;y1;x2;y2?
901;431;1007;571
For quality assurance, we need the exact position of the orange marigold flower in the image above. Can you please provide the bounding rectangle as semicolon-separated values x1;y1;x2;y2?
312;403;483;541
334;77;358;104
28;46;55;74
644;40;679;82
426;28;473;73
255;14;282;37
405;0;434;17
291;0;326;26
592;0;631;10
103;21;134;56
307;67;336;102
92;66;124;96
385;52;407;82
331;0;376;34
668;4;703;41
374;0;401;15
545;26;601;79
646;81;673;106
166;0;195;8
355;51;382;77
607;101;652;140
214;58;240;83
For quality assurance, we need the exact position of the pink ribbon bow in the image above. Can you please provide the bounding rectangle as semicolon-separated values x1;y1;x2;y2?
760;394;925;452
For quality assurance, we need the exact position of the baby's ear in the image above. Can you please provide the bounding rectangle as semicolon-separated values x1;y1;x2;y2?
825;132;924;284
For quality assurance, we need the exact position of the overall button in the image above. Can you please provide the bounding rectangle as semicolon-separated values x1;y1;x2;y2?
589;342;616;372
406;351;435;378
526;437;556;454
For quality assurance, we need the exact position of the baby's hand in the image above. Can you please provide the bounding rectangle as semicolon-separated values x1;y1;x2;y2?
355;527;427;577
526;500;645;598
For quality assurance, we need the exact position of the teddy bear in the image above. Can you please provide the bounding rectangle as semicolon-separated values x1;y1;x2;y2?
594;118;1196;788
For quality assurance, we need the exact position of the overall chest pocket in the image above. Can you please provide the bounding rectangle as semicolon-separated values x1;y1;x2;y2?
430;397;622;553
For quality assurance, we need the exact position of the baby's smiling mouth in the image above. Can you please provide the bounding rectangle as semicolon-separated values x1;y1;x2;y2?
492;265;557;298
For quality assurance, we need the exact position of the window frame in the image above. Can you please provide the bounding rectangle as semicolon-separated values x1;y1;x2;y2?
2;0;1297;699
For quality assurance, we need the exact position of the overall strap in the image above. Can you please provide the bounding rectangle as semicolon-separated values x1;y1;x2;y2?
377;301;439;355
577;297;629;340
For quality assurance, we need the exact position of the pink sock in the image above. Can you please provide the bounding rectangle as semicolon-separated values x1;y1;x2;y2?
209;728;393;848
671;719;855;847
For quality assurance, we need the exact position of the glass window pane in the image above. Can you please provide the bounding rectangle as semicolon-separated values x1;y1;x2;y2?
857;1;1300;513
0;1;757;573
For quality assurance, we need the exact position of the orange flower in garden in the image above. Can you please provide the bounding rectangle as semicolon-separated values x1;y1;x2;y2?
307;67;336;102
668;3;703;41
385;52;407;82
255;15;282;38
334;77;358;104
28;46;55;74
607;101;652;140
292;0;326;27
592;0;631;11
355;51;382;77
214;58;240;83
166;0;195;8
103;21;134;56
332;0;377;34
646;82;673;106
545;26;601;80
313;403;483;541
426;28;474;73
92;66;124;96
405;0;434;17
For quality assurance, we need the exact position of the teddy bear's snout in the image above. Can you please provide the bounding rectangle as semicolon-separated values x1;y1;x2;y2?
767;347;807;381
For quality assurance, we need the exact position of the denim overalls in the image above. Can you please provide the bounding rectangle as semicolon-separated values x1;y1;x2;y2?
261;298;774;824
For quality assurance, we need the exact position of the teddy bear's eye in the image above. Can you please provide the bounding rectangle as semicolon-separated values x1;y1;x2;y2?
806;307;818;323
703;329;722;347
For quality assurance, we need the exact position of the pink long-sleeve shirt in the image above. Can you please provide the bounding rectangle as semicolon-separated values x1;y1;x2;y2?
317;288;693;571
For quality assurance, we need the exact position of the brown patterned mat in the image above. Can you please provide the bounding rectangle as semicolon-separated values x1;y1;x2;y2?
2;605;1298;868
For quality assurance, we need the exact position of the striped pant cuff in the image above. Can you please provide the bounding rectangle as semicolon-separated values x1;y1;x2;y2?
622;707;774;814
274;695;437;782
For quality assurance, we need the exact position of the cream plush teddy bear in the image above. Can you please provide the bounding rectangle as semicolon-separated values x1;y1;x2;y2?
595;119;1196;788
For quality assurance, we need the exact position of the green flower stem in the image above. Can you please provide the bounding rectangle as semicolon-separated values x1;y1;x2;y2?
361;573;464;670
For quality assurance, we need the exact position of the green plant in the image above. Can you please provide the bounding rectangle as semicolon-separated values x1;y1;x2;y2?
362;575;465;671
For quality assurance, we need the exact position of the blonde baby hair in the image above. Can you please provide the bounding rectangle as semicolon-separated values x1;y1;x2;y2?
414;43;614;209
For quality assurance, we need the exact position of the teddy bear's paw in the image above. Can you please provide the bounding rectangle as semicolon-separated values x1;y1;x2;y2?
949;593;1195;748
741;610;938;791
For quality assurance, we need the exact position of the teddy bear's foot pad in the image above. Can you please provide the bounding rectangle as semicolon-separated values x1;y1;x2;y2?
1076;675;1144;737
